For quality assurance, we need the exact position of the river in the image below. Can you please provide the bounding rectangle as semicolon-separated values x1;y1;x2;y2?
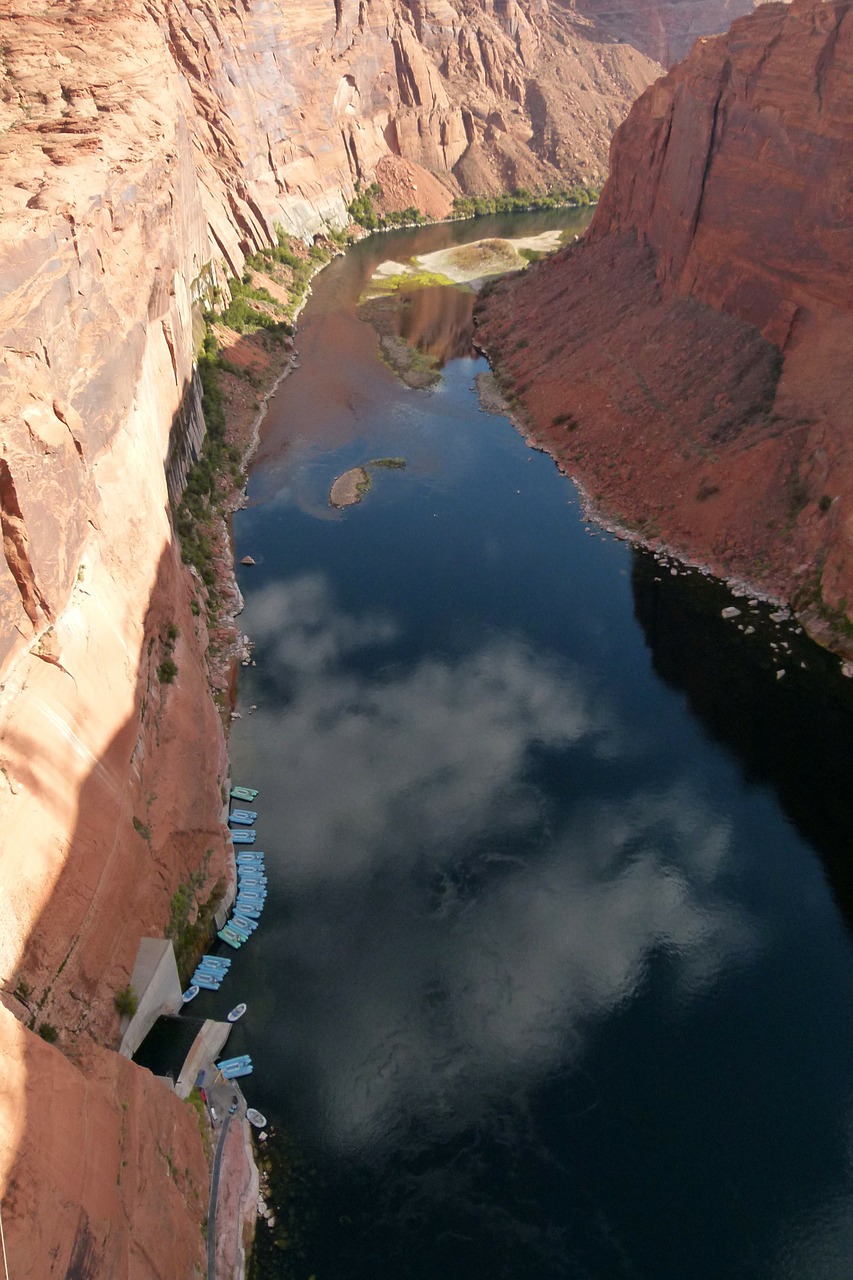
204;211;853;1279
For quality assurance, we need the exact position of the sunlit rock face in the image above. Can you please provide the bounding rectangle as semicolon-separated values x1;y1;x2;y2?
478;0;853;652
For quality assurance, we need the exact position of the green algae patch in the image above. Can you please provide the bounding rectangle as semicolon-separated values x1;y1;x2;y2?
363;266;457;301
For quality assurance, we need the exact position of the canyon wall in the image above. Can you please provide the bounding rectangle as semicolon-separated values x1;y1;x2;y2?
0;0;773;1271
477;0;853;653
576;0;770;65
0;5;232;1273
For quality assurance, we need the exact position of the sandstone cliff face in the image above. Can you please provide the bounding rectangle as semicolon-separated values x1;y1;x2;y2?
478;0;853;651
143;0;664;217
0;6;234;1272
576;0;769;65
0;1002;209;1278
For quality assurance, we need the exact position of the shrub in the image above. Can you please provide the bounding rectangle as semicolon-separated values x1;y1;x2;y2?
158;658;178;684
819;494;832;513
38;1023;58;1043
114;985;138;1018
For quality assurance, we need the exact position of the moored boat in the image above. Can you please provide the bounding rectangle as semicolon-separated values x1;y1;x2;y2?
227;1003;247;1022
231;786;259;802
182;985;200;1003
231;830;257;844
246;1108;267;1128
221;1062;253;1079
231;921;258;938
217;1054;251;1070
195;975;222;991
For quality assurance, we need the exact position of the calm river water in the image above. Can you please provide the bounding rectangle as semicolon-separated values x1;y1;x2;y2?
204;212;853;1279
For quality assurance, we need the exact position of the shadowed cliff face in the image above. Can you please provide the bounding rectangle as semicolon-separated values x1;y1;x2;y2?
477;0;853;653
0;543;220;1278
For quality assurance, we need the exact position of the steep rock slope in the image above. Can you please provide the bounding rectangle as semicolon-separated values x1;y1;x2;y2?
0;1003;210;1278
0;5;232;1272
577;0;769;65
478;0;853;651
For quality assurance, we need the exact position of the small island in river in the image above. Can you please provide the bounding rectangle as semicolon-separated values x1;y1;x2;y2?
364;229;566;300
330;459;406;508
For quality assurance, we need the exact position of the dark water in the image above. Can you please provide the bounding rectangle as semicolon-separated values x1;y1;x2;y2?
134;1014;202;1079
222;212;853;1279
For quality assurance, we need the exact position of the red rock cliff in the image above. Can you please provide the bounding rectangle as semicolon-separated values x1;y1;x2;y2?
478;0;853;652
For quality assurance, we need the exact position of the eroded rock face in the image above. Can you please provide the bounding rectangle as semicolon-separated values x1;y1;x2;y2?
478;0;853;651
576;0;769;65
0;1004;209;1279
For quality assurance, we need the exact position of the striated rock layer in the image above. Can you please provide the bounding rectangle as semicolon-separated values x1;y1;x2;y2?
477;0;853;653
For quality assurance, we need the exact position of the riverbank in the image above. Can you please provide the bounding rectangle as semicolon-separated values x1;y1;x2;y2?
473;261;853;669
175;235;347;1275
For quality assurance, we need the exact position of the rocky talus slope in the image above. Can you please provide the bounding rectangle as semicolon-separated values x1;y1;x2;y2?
0;0;765;1272
478;0;853;655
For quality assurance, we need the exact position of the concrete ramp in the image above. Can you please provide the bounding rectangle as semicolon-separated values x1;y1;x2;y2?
119;937;183;1058
175;1019;232;1099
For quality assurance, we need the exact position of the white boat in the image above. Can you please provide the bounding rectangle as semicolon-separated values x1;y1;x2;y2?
227;1003;247;1022
181;985;200;1004
246;1108;267;1128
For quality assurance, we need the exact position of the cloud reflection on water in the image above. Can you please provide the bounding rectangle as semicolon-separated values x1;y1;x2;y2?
241;575;755;1151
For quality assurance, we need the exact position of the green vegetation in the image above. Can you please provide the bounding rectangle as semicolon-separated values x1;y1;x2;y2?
114;985;138;1018
371;457;407;470
187;1089;212;1164
243;225;333;324
347;182;431;231
366;267;457;297
157;657;178;684
450;183;600;220
174;331;235;594
38;1023;58;1043
13;978;31;1005
132;815;152;841
219;275;287;335
819;494;832;513
165;853;226;977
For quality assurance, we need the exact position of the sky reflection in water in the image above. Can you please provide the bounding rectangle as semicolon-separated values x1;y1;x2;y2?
239;571;753;1155
229;213;853;1280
